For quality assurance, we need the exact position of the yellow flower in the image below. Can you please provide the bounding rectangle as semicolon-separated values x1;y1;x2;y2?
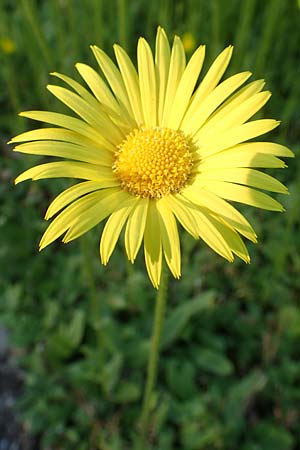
12;27;293;288
0;37;16;55
182;32;196;53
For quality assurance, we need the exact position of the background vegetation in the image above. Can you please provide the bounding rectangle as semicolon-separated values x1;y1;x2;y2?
1;0;300;449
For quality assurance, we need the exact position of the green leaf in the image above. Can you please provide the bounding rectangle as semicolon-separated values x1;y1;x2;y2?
165;360;198;399
100;353;123;394
47;309;86;361
181;422;221;450
225;370;267;423
279;305;300;338
114;381;141;403
64;309;86;348
46;332;74;361
172;398;206;423
151;395;171;435
195;348;234;376
161;291;216;349
249;422;294;450
43;301;59;329
3;283;23;311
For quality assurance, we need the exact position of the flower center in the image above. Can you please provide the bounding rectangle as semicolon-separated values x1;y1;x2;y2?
113;127;194;198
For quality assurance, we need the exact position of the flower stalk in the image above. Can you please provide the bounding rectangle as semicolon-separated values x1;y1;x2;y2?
140;264;168;439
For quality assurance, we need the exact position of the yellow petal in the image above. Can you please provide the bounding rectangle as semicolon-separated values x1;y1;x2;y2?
195;90;271;140
144;201;162;288
226;141;294;158
100;196;138;265
186;202;234;261
114;44;144;125
125;198;149;262
15;161;118;184
13;140;113;166
137;37;157;127
155;26;171;124
52;70;131;133
63;189;130;243
50;71;100;107
91;45;134;120
40;190;111;249
161;35;186;127
197;141;293;164
47;85;124;144
208;214;250;263
195;79;266;141
196;168;288;193
167;194;199;238
75;63;129;123
202;181;284;211
196;119;280;158
45;181;112;219
19;111;116;152
182;71;251;135
180;188;257;242
181;46;233;127
157;198;181;278
166;44;206;130
198;148;286;169
9;127;111;152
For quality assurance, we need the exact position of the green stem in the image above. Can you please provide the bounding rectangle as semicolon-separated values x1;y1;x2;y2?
93;0;104;47
20;0;54;68
51;0;65;71
254;0;283;76
140;265;168;440
118;0;128;49
211;0;221;56
233;0;256;69
159;0;170;30
0;55;21;114
0;6;21;120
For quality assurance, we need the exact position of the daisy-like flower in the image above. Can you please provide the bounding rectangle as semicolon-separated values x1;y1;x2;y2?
12;27;293;288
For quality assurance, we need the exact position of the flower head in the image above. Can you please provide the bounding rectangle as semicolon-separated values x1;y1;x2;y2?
12;27;293;287
0;37;16;55
182;32;196;53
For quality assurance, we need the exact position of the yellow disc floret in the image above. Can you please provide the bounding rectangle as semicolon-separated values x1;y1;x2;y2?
113;127;194;198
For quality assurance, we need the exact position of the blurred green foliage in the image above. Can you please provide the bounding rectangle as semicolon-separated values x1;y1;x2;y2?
0;0;300;449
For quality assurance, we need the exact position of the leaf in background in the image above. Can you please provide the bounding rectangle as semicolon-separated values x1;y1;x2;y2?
124;338;150;367
181;422;221;450
172;398;206;423
46;332;74;361
195;347;234;376
247;422;295;450
165;359;198;400
2;283;23;311
43;301;59;329
100;352;123;394
64;309;86;348
161;291;216;349
47;309;86;361
279;305;300;338
114;381;141;403
225;370;267;423
151;394;171;436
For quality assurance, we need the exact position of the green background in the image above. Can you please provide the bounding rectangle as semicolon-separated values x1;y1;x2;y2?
1;0;300;449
